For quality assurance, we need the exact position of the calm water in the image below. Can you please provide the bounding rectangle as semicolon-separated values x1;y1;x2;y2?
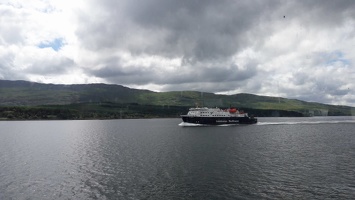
1;117;355;199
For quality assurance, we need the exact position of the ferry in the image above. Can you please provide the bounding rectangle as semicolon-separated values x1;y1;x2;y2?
180;107;257;125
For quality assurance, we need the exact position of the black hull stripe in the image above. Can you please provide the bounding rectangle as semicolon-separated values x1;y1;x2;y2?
182;116;257;125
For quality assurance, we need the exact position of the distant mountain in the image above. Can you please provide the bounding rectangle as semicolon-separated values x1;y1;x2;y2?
0;80;152;106
1;80;354;116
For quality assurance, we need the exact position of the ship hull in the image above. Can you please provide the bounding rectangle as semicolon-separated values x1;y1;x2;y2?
181;116;257;125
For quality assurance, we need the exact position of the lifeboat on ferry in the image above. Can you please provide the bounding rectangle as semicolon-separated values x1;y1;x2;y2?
229;108;237;113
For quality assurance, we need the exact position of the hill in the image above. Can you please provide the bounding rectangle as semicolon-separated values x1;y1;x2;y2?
0;80;152;105
1;80;354;118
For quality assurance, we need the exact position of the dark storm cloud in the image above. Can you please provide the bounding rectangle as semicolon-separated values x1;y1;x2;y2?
77;0;280;59
24;56;74;75
89;60;258;91
300;0;355;26
77;0;355;58
75;0;282;94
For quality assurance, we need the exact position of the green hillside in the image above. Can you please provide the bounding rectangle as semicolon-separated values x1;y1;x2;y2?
0;80;152;105
1;80;354;118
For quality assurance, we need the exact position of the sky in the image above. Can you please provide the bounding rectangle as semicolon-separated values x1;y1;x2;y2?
1;0;355;106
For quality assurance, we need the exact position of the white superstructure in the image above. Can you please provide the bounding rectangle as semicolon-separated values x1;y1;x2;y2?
185;107;249;118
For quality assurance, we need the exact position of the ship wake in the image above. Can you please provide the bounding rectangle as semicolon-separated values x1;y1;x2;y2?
256;120;355;126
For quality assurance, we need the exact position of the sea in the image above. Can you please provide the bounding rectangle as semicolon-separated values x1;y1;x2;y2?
1;117;355;200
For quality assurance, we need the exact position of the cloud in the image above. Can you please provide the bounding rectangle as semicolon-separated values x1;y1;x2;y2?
76;0;275;59
1;0;355;106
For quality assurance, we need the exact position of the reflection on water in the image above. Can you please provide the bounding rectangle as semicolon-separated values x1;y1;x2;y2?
1;118;355;199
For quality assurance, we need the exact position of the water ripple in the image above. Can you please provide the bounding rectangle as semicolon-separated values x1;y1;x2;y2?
1;119;355;199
